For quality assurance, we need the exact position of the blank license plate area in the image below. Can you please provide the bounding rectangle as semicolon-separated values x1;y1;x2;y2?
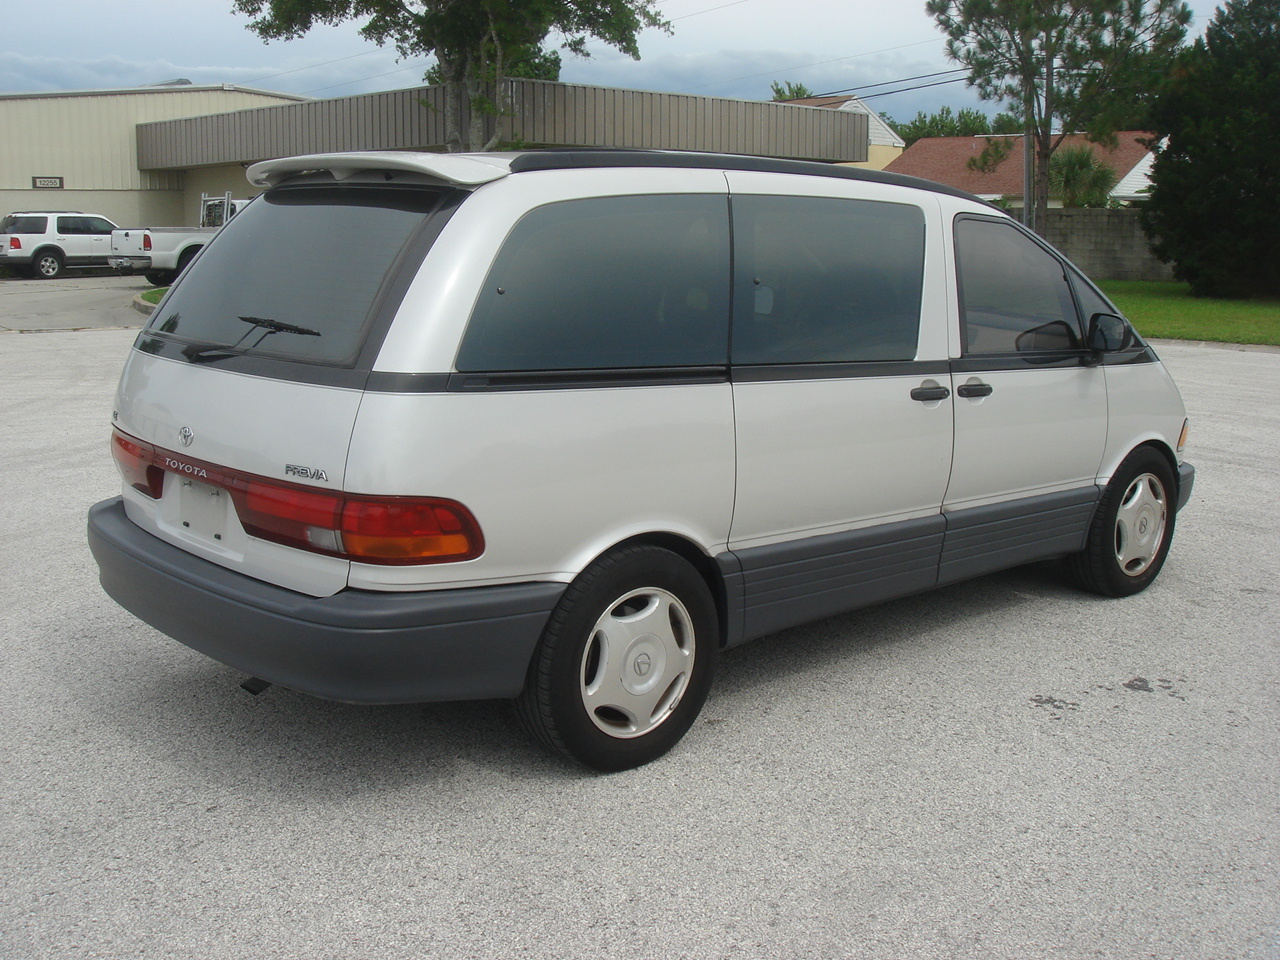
174;477;232;544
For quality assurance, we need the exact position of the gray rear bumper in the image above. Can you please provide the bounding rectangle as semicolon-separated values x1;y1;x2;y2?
87;497;562;704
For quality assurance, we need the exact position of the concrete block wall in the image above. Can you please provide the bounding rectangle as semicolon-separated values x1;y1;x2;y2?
1042;208;1175;282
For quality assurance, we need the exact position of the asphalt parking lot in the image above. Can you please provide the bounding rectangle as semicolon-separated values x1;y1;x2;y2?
1;277;1277;959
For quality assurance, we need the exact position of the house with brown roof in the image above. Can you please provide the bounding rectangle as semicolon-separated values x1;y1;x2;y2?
884;131;1155;205
784;95;906;170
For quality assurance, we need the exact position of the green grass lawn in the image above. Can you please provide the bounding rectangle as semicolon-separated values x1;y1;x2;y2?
1098;280;1280;346
140;288;166;305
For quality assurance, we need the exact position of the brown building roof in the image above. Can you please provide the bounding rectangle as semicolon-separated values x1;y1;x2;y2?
884;132;1153;197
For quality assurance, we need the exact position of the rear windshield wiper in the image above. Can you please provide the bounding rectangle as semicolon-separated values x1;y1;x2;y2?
238;315;322;338
178;316;322;364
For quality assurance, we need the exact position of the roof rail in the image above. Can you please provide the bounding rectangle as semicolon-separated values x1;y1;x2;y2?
508;150;988;205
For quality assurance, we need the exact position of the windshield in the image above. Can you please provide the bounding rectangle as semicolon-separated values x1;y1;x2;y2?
146;185;448;366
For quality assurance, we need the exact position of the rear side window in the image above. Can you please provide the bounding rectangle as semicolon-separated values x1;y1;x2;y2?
955;217;1081;355
147;185;447;366
1;216;46;234
731;195;926;364
456;195;730;372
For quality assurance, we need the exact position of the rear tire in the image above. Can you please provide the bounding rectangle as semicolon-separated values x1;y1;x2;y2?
144;270;174;287
517;545;718;772
32;249;64;279
1069;447;1176;597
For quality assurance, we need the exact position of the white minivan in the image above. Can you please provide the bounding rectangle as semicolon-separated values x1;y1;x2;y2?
88;150;1194;770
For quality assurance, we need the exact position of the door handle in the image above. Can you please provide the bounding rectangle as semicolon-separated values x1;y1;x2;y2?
910;384;951;402
957;382;993;399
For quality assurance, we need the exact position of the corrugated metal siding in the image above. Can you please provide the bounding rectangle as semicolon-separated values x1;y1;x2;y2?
0;89;300;191
138;80;868;168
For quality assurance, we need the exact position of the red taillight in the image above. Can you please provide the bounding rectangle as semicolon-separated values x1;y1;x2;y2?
341;498;483;563
234;479;344;553
110;428;164;499
109;427;483;564
142;234;151;252
8;237;19;250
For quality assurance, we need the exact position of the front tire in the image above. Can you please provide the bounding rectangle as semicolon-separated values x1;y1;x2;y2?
517;545;718;771
1069;447;1177;597
33;249;64;279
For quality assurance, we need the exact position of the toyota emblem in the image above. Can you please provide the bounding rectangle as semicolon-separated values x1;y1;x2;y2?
178;426;195;447
633;652;653;678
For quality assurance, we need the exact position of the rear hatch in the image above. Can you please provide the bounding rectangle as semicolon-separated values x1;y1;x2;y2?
112;179;460;597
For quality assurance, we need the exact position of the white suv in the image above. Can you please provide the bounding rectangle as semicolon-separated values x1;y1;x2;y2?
0;211;120;278
87;150;1194;771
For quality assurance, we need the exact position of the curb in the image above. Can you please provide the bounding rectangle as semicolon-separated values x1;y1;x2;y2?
132;293;157;316
1149;337;1280;355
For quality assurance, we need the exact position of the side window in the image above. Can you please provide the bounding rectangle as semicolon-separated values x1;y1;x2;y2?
57;217;86;235
731;195;925;364
955;217;1081;355
85;217;116;235
456;195;730;372
1;216;46;234
1070;266;1116;323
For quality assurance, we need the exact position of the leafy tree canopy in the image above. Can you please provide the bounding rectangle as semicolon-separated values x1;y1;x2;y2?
891;105;1020;147
1141;0;1280;297
233;0;667;151
770;80;816;101
927;0;1190;230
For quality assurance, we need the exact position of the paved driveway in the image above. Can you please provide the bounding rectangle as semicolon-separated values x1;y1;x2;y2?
0;274;149;332
1;285;1277;959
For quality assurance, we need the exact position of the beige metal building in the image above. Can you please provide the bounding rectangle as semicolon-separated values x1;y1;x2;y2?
139;79;870;219
0;84;305;226
4;79;870;228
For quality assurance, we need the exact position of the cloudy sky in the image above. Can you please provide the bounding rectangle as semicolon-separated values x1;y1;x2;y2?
2;0;1222;125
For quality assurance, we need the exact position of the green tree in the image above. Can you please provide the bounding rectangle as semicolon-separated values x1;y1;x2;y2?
1049;145;1119;206
770;80;816;101
1141;0;1280;297
892;105;1020;147
425;42;563;84
927;0;1191;231
233;0;667;152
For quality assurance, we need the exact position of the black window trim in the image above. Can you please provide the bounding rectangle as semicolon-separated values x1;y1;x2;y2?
952;212;1092;364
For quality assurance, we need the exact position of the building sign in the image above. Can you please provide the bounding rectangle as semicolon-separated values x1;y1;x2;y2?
32;177;64;189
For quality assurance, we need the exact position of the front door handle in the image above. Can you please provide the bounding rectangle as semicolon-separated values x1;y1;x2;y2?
910;384;951;402
957;382;994;399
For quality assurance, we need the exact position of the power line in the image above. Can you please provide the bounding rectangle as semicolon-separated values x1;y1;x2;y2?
244;48;385;86
808;68;967;99
669;0;756;22
682;37;944;92
302;59;433;95
855;76;971;102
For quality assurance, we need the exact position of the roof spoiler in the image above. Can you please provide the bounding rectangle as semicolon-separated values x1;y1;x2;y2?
246;152;512;188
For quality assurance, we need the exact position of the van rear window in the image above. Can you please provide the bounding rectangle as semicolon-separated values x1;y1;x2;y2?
146;186;447;366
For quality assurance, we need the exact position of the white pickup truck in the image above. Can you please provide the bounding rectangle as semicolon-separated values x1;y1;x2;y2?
109;194;252;286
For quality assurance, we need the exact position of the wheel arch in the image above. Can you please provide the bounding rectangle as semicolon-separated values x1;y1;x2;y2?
30;244;65;263
176;244;203;268
1099;437;1180;499
592;531;730;647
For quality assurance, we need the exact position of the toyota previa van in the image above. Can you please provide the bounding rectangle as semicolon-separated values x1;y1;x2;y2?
87;150;1194;771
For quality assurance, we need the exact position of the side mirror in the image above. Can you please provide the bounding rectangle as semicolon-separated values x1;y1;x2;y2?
1087;313;1135;356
